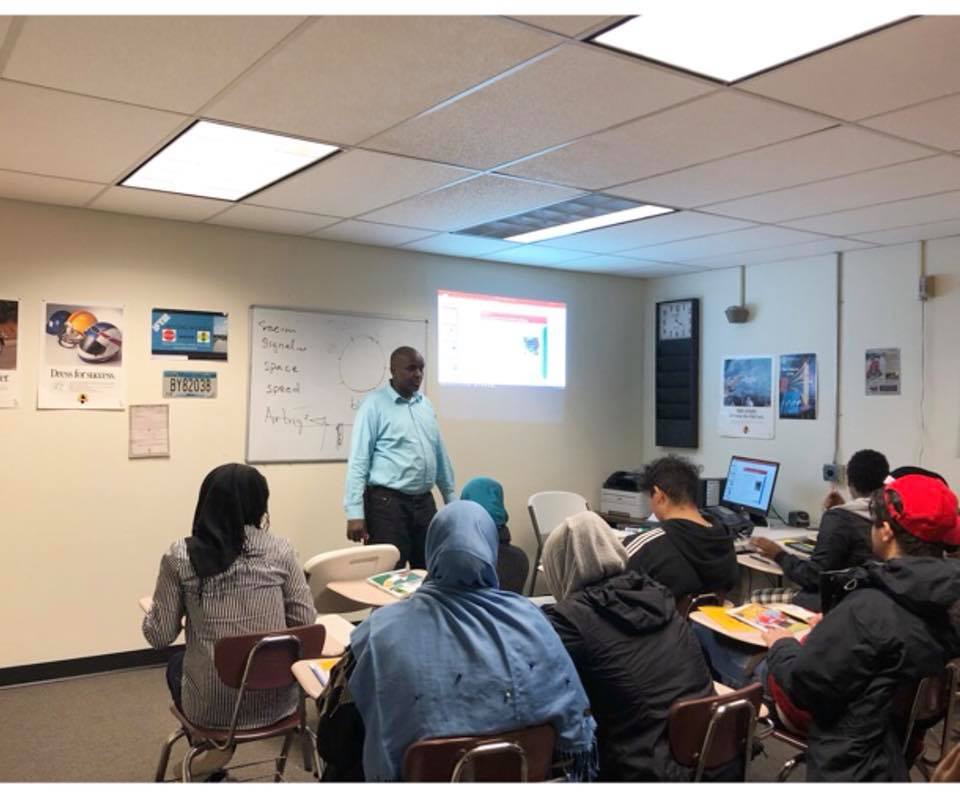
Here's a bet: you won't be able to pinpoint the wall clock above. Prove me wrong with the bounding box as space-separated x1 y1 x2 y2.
655 298 699 448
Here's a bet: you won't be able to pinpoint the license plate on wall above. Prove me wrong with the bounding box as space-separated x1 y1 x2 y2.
163 371 217 398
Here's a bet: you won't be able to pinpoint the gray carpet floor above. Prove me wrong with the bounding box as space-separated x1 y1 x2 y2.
0 663 812 783
0 666 315 783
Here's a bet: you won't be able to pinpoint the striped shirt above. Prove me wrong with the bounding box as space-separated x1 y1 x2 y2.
623 526 668 561
142 527 316 729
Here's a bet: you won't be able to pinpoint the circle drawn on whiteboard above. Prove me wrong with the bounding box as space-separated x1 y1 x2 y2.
339 335 386 393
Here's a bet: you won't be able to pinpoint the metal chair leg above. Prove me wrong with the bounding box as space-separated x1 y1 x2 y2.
527 543 543 596
298 694 313 773
182 745 205 783
155 728 187 782
778 752 806 782
275 730 296 782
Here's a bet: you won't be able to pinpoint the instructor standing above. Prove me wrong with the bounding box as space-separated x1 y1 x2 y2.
343 346 455 569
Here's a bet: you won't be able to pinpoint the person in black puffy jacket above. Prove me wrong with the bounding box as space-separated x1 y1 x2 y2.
752 449 889 610
541 510 717 781
764 474 960 781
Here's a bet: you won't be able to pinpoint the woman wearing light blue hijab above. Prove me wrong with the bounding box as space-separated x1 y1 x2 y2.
461 476 529 593
316 500 597 781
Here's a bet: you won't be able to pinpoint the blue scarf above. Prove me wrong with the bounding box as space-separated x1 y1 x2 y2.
347 500 597 781
461 476 509 527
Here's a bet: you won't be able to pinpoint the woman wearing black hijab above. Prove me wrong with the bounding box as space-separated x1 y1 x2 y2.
143 464 316 737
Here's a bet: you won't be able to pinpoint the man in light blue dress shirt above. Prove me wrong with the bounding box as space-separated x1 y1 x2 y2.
344 346 456 568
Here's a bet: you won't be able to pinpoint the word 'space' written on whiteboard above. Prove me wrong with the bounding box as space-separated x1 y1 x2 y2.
246 306 427 463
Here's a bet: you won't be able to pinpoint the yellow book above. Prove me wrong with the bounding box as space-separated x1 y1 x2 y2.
697 605 758 634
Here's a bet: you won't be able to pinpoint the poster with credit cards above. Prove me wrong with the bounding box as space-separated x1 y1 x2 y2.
151 308 228 360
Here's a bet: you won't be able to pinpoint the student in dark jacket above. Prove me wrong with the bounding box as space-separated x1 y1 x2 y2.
461 476 529 594
623 456 737 601
542 510 715 781
751 449 889 610
764 474 960 782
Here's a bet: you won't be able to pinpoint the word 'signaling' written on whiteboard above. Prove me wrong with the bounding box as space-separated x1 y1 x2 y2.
246 307 427 463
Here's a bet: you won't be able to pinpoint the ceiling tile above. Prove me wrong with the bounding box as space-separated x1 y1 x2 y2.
550 254 666 272
861 93 960 151
0 169 104 207
0 81 187 183
621 225 823 262
507 16 623 38
89 187 230 222
610 125 933 208
741 17 960 121
484 244 593 266
206 205 339 235
503 90 833 189
366 43 712 170
703 155 960 223
204 16 560 145
361 174 583 231
315 220 435 247
853 218 960 246
680 237 874 269
400 233 517 258
252 150 473 218
786 190 960 237
3 17 305 113
622 262 706 277
545 211 753 253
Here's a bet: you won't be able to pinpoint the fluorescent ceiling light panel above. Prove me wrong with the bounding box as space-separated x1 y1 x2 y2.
506 203 673 244
591 2 913 82
121 121 339 201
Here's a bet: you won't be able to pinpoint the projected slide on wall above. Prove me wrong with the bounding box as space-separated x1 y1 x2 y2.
438 290 567 387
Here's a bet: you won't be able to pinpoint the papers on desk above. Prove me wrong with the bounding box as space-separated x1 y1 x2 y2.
366 568 425 599
697 603 813 638
727 603 810 633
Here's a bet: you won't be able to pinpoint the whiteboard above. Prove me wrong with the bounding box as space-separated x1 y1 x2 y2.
246 306 427 463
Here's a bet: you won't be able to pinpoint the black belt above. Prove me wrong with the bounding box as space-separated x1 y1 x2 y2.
366 485 433 499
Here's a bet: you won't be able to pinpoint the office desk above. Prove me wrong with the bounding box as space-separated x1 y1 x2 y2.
326 570 425 608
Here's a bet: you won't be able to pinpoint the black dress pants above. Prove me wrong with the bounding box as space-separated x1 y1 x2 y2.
364 485 437 569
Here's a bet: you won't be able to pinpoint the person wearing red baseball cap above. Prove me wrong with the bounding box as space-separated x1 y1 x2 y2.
763 473 960 781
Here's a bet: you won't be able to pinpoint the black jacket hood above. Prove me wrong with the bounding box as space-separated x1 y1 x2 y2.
665 518 736 588
579 570 674 635
863 557 960 648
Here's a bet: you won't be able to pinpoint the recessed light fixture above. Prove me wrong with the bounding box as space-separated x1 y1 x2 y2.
590 3 913 83
458 193 674 243
506 203 673 244
121 120 340 201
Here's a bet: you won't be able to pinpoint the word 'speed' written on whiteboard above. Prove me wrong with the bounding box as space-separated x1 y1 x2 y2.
246 307 427 463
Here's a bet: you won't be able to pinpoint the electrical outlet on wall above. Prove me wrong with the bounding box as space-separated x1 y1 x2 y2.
822 463 844 483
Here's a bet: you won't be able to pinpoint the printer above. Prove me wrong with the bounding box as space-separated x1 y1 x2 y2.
600 471 651 521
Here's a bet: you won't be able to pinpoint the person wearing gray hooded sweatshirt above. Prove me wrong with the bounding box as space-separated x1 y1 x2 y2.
752 449 889 611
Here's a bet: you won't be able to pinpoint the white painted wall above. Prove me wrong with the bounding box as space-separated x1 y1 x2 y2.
644 237 960 526
0 199 645 667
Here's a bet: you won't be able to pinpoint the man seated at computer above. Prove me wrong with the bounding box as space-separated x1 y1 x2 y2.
750 449 890 611
623 456 738 602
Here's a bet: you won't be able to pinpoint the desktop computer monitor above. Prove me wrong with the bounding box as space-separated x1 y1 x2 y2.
721 456 780 518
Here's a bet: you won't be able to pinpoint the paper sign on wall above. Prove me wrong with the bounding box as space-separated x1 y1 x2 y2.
718 356 775 439
0 299 19 408
779 353 817 420
865 348 901 396
38 301 125 410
